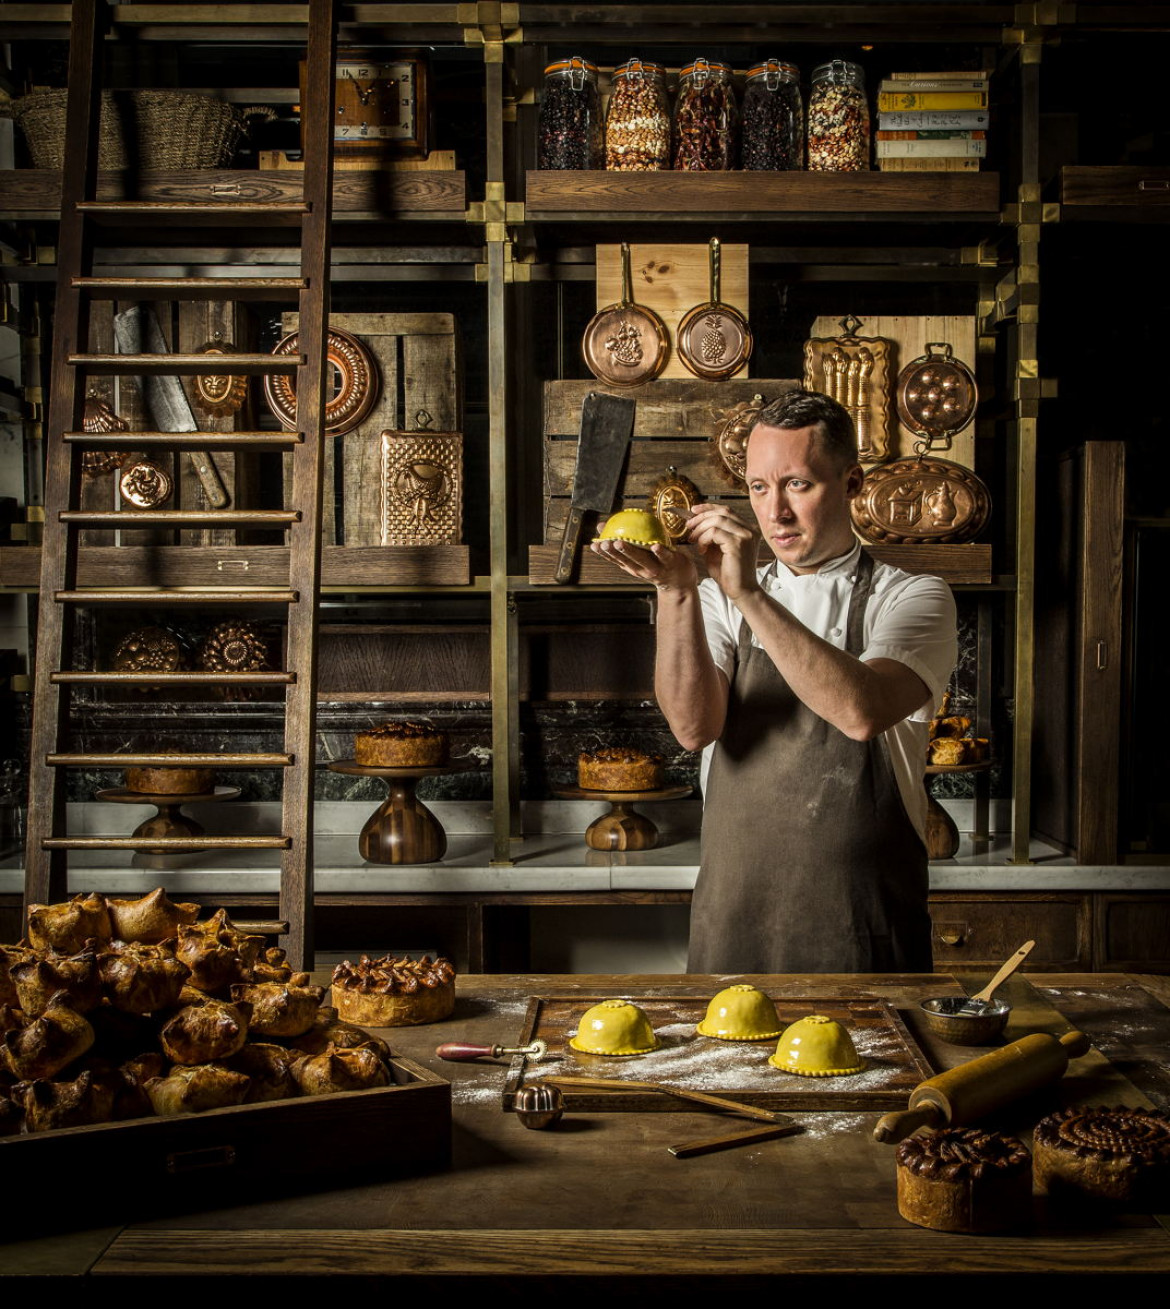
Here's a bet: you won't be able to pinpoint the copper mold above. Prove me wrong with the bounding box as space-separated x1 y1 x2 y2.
803 314 891 463
191 337 249 417
677 237 752 381
708 393 767 487
648 467 701 542
851 455 991 545
264 327 379 436
582 242 669 388
379 412 463 546
895 341 977 453
81 394 130 477
119 459 174 508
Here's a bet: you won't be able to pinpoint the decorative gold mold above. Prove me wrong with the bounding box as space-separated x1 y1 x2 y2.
851 455 991 545
648 467 700 542
709 393 766 487
379 412 463 545
119 459 173 508
264 327 379 436
803 314 892 464
191 336 249 417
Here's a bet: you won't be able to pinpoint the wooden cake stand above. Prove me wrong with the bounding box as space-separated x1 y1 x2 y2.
924 760 992 859
553 785 692 851
95 785 242 855
329 760 473 864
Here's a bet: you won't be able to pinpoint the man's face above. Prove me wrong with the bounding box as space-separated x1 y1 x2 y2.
744 423 863 575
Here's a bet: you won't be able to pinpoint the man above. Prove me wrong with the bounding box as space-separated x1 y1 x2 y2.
593 389 957 973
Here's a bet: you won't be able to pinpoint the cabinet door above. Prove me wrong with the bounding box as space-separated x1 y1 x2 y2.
1094 894 1170 973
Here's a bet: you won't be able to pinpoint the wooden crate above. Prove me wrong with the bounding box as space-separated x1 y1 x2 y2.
0 1054 450 1234
280 311 462 548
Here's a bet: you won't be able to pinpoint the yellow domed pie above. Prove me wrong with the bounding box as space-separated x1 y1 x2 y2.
697 984 783 1041
595 508 672 549
354 720 448 768
570 998 658 1055
769 1014 865 1077
578 747 663 792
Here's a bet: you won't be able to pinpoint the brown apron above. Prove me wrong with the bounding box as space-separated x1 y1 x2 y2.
688 550 932 974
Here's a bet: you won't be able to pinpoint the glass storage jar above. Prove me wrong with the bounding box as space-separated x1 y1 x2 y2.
807 59 870 171
741 58 803 170
604 58 670 171
537 56 602 169
673 58 738 171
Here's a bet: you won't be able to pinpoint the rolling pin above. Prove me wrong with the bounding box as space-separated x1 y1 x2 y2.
874 1029 1091 1143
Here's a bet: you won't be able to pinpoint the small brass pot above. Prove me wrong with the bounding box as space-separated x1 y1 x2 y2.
919 996 1010 1046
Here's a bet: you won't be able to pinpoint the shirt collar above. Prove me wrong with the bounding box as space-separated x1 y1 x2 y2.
760 539 863 588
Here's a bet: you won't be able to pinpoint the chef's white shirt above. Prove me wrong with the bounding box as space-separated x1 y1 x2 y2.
697 540 958 842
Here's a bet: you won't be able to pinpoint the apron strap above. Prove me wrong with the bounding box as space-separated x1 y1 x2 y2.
845 549 875 656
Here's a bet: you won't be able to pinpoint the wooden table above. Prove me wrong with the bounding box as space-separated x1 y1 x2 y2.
4 972 1170 1285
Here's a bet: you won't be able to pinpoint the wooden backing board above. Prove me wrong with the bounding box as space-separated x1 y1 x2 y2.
595 244 749 380
504 995 934 1112
809 314 978 469
280 311 461 546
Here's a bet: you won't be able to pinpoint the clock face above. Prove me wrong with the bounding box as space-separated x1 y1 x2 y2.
334 59 419 142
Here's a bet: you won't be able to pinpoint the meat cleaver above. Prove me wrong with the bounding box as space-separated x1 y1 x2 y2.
554 391 635 584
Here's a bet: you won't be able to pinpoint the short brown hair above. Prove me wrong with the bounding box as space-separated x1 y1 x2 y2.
750 389 858 469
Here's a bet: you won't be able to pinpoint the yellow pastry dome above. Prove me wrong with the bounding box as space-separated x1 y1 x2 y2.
595 509 672 549
696 984 783 1041
768 1015 865 1077
569 998 658 1055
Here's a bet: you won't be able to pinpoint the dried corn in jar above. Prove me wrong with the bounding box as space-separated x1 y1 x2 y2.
807 59 869 171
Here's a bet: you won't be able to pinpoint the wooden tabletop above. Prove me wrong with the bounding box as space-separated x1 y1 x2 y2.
5 971 1170 1284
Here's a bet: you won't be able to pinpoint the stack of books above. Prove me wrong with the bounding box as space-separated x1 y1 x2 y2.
875 71 989 172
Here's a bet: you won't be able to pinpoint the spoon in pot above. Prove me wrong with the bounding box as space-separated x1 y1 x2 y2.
953 939 1036 1015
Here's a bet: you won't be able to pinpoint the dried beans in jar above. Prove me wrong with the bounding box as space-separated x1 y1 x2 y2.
605 58 670 171
673 59 738 171
807 59 870 172
537 56 603 170
742 59 803 170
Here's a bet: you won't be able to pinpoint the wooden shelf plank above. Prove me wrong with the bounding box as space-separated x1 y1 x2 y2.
46 752 292 767
1061 166 1170 210
529 542 993 587
43 837 292 851
73 277 308 299
525 170 1001 216
0 169 468 217
0 545 474 589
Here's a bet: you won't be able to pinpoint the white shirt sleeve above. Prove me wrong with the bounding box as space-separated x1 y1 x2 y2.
697 577 739 683
861 574 958 720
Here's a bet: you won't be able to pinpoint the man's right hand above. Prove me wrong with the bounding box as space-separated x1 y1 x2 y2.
590 538 699 592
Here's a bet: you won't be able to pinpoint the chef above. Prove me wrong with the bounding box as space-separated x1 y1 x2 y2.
593 390 957 972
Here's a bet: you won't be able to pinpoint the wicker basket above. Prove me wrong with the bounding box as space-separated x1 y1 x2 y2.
5 89 243 169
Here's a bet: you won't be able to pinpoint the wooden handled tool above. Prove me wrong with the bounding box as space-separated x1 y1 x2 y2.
874 1029 1091 1144
436 1039 548 1063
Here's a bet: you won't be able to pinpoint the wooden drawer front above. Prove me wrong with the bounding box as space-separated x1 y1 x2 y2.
1061 166 1170 207
1095 895 1170 973
928 895 1091 971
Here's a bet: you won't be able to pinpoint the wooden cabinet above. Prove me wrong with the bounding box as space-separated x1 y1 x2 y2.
929 893 1093 972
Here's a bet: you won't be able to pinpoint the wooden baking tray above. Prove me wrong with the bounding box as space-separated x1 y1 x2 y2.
504 995 934 1113
1 1054 450 1234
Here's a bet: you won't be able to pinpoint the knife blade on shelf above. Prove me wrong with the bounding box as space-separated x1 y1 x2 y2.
554 390 634 584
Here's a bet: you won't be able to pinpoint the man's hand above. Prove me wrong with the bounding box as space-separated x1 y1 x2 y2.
685 503 762 601
591 537 699 592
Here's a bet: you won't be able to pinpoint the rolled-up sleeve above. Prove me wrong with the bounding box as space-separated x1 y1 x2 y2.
861 574 958 720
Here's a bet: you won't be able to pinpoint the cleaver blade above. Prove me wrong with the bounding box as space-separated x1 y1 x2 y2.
554 391 635 585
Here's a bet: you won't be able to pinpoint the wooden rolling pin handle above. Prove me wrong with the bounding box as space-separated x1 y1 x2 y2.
873 1103 946 1144
1060 1030 1091 1058
435 1042 500 1062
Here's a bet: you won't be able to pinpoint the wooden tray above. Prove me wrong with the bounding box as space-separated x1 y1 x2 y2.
504 995 934 1113
1 1054 450 1234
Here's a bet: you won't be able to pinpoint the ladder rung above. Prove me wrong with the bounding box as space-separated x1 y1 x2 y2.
73 277 309 301
67 353 302 376
65 431 305 448
60 510 299 525
51 671 295 685
232 921 290 936
76 202 311 227
47 753 294 768
43 837 292 851
56 589 298 605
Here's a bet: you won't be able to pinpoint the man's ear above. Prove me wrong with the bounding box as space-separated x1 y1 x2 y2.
845 463 865 498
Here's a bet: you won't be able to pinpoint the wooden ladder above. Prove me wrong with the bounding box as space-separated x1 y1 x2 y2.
23 0 338 968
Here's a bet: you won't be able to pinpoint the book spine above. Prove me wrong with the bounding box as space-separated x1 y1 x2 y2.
879 110 990 129
888 70 991 81
875 139 987 158
876 130 987 141
879 77 990 93
877 91 990 111
878 156 982 172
